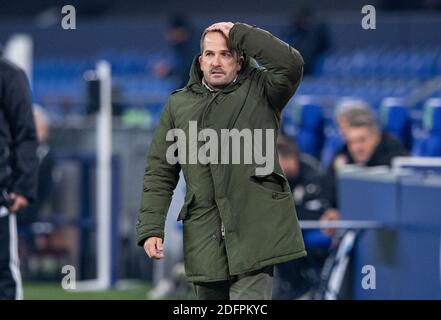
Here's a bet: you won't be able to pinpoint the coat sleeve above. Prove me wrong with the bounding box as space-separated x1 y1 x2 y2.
136 99 181 246
229 23 304 113
4 68 38 202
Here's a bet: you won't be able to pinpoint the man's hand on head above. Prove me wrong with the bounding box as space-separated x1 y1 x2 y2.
206 22 234 39
143 236 165 260
9 193 28 213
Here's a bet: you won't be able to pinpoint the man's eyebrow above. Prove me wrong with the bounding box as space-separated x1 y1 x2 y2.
203 49 232 53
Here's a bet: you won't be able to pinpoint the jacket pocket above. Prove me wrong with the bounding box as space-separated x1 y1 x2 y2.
250 171 290 194
177 192 195 221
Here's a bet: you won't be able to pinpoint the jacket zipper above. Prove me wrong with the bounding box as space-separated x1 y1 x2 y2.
221 222 225 240
201 91 220 129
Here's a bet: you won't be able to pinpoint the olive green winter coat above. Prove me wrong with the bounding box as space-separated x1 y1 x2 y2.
137 23 306 282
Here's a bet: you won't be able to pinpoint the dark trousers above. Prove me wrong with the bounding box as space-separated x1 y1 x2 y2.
0 208 22 300
193 266 274 300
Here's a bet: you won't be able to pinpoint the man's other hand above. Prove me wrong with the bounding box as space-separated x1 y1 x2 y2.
206 22 234 39
144 237 165 260
9 193 28 213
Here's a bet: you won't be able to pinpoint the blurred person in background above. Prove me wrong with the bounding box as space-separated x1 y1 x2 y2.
17 105 56 274
137 22 305 300
18 105 55 226
283 6 330 76
320 106 408 233
274 135 328 299
320 99 371 170
335 99 371 141
277 135 324 221
154 14 198 88
0 53 38 300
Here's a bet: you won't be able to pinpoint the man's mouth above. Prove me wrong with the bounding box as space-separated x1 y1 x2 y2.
210 70 225 75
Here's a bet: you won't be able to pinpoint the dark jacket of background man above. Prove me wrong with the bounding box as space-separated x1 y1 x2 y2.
0 57 38 204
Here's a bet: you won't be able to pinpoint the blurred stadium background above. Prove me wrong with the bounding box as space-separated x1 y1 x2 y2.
1 0 441 299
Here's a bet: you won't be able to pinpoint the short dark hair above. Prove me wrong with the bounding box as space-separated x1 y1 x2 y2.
277 135 299 158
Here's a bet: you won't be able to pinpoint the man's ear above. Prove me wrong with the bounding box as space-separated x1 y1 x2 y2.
198 55 203 71
238 55 244 71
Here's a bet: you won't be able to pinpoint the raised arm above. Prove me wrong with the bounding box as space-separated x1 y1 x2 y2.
229 22 304 112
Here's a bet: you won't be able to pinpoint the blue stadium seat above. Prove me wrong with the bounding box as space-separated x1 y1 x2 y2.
415 98 441 156
316 48 440 80
291 96 325 159
321 127 344 171
303 229 332 249
281 106 297 139
380 97 413 149
32 47 441 126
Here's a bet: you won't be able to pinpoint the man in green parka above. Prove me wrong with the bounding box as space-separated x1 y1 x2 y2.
137 22 306 300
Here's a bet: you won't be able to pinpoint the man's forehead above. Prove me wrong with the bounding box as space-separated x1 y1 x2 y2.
347 126 372 138
203 32 229 51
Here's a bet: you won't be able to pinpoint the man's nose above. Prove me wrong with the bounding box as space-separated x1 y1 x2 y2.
211 54 221 66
